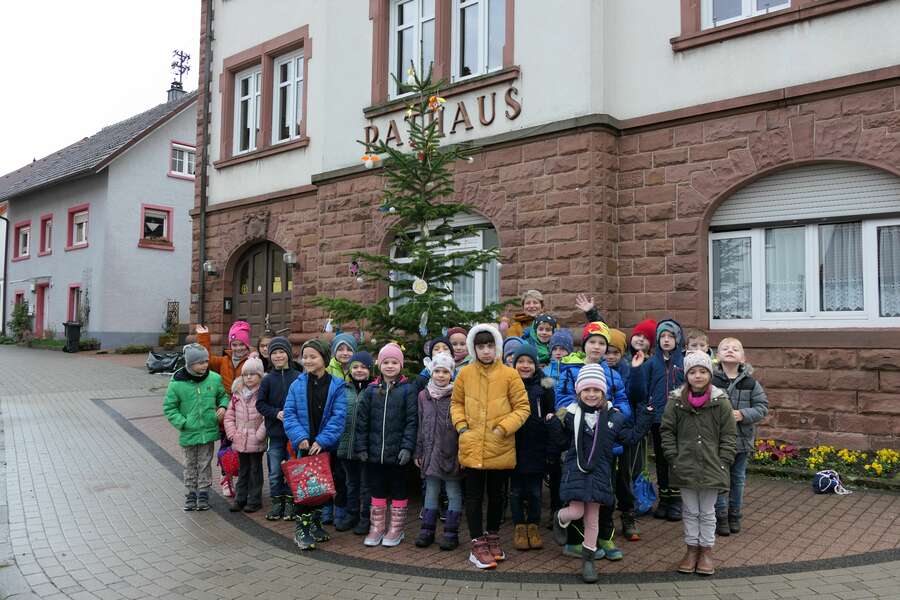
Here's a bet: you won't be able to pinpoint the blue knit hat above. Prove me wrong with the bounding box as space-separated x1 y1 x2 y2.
533 314 558 330
425 336 452 358
548 329 574 354
330 332 357 356
512 344 539 366
348 350 374 370
503 336 526 360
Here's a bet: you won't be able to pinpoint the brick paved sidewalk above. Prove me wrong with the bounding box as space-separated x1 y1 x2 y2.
3 345 900 599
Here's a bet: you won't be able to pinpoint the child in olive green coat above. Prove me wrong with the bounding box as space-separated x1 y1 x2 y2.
163 343 230 511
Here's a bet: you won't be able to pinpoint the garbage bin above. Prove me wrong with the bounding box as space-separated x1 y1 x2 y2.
63 321 82 353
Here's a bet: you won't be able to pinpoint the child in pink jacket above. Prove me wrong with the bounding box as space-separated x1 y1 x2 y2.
225 357 267 512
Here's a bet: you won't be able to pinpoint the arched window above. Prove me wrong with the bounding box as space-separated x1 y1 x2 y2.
709 163 900 328
391 214 500 311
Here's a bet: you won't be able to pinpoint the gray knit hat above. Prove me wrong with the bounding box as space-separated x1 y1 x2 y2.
183 343 209 367
268 336 292 357
683 351 713 375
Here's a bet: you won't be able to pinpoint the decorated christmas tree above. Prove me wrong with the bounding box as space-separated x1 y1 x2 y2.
313 64 508 371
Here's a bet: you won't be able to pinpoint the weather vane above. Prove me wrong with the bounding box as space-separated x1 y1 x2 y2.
171 50 191 85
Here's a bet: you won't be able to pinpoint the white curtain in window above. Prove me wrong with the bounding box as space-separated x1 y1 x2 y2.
712 237 752 319
765 227 805 312
453 258 476 311
879 225 900 317
819 222 864 311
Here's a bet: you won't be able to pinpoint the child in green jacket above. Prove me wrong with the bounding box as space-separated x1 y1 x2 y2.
163 343 229 511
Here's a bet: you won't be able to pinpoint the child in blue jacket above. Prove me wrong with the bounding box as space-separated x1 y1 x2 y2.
283 339 347 551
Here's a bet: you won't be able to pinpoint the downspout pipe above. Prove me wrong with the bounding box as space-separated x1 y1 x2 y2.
197 0 213 325
0 213 7 334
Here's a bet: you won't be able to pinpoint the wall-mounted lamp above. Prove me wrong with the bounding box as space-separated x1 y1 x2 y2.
283 251 299 269
202 260 219 276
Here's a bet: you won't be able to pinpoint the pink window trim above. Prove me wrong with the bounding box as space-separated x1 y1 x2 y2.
138 203 175 251
217 25 312 166
38 213 53 256
14 290 26 306
167 139 196 180
368 0 516 106
67 284 82 322
66 203 90 251
12 219 31 261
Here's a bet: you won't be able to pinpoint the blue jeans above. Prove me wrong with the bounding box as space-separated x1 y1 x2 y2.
424 476 462 512
716 451 749 513
509 473 543 525
267 438 290 497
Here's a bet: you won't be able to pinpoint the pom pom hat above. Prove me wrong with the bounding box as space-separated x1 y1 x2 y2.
575 363 608 396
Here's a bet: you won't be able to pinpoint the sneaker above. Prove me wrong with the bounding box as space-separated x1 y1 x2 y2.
310 509 330 543
196 491 210 511
294 514 316 551
621 511 640 541
485 532 505 561
563 543 605 560
183 491 197 511
220 476 235 498
285 501 300 522
468 537 497 570
266 496 287 521
526 523 543 549
552 510 569 546
598 538 623 561
513 524 530 551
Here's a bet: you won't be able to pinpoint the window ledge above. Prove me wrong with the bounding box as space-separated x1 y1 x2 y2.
167 172 196 181
363 66 520 119
214 137 310 170
138 239 175 251
671 0 886 52
38 250 51 257
11 255 30 262
708 328 897 349
65 243 89 252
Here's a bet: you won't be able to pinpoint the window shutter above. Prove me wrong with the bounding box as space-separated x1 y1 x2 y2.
710 163 900 229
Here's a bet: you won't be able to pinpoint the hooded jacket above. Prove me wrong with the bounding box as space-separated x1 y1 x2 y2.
338 378 371 460
283 372 347 452
354 378 418 465
450 324 531 470
197 331 248 393
416 385 461 479
712 362 769 454
256 365 301 442
224 379 267 453
661 385 737 491
628 319 685 424
163 368 229 446
514 371 556 475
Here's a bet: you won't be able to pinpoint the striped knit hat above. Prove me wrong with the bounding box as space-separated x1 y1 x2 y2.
575 363 608 396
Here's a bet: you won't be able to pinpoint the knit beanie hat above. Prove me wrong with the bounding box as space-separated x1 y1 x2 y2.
656 320 683 346
503 336 526 360
608 328 627 354
631 319 657 344
683 351 713 375
430 352 455 374
575 363 608 395
330 332 357 356
228 321 252 348
241 356 264 375
426 336 452 358
548 329 574 354
348 350 374 370
521 289 544 305
183 343 209 367
582 321 611 345
512 345 539 367
533 314 558 331
301 338 331 365
267 336 292 358
447 326 468 339
377 343 405 368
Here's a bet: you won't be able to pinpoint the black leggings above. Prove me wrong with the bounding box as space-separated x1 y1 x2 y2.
367 463 408 501
465 469 509 539
651 423 676 492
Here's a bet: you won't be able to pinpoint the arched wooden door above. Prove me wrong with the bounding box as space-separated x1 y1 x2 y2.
233 242 293 339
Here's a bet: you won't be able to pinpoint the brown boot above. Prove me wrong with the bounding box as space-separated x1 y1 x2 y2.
526 523 543 549
695 546 715 576
513 524 530 551
677 545 699 574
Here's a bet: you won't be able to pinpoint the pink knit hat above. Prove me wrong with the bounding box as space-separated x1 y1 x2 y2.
228 321 252 348
377 343 405 368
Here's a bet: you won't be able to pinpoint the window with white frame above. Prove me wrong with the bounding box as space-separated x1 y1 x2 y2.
452 0 504 80
142 208 170 242
71 210 88 246
710 218 900 328
15 224 30 258
391 217 500 312
389 0 435 97
170 143 195 176
272 51 305 143
40 216 52 254
703 0 790 29
234 66 262 154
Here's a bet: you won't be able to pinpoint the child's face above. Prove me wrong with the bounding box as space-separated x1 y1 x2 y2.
631 334 650 352
243 372 261 387
687 337 708 354
687 366 711 391
231 340 250 358
335 343 354 365
659 331 676 352
270 349 289 369
504 354 515 367
584 336 607 362
431 366 452 387
523 298 543 317
258 337 272 358
431 342 450 356
379 357 402 379
350 362 371 382
579 386 605 408
551 346 569 361
476 342 496 364
535 323 554 343
301 348 326 374
717 341 744 364
605 347 621 367
190 360 209 374
449 334 467 356
515 356 536 379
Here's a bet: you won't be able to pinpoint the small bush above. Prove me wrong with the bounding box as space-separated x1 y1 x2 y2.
79 338 101 351
115 344 152 355
28 338 66 350
0 335 15 345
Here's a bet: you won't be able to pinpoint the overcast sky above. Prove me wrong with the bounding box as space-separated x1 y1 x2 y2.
0 1 200 175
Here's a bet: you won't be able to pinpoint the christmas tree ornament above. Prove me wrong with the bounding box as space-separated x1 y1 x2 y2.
356 276 364 284
406 66 416 87
441 327 449 336
499 317 510 334
349 260 359 276
324 318 333 333
418 311 429 337
466 156 475 164
420 224 430 239
389 206 397 213
417 151 425 162
412 277 428 295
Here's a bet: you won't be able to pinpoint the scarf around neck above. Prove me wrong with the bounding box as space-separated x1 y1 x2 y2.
426 377 453 399
688 386 711 409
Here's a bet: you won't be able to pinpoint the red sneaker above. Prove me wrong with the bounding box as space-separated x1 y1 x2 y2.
468 537 497 570
485 532 506 561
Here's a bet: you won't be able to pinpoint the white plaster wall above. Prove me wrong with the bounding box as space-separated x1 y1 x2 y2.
603 0 900 119
103 103 197 342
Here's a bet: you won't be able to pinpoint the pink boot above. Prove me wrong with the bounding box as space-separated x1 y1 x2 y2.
382 502 408 547
364 503 388 546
